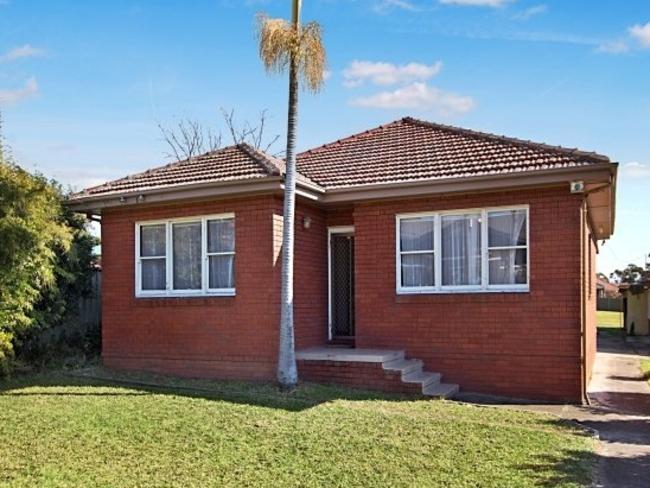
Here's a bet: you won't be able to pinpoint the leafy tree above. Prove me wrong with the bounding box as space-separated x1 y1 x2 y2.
0 114 97 376
611 261 650 294
257 0 326 389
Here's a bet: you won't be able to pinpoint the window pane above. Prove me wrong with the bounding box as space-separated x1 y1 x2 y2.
172 221 202 290
208 219 235 253
401 253 434 287
488 210 527 247
140 224 166 257
141 258 166 290
400 218 434 252
489 249 527 285
209 255 235 289
441 214 481 286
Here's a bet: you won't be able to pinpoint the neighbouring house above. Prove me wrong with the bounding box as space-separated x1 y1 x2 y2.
597 276 620 299
66 117 617 403
619 284 650 336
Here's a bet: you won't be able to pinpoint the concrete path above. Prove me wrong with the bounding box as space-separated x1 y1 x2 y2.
581 334 650 488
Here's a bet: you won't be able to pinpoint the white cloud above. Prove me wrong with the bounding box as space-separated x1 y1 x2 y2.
343 60 442 87
439 0 510 7
596 40 630 54
0 77 39 104
323 69 332 80
512 4 547 21
373 0 418 14
622 162 650 179
0 44 45 62
349 82 475 116
629 22 650 48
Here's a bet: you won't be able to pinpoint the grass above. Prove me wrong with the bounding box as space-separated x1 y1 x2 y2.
0 368 596 487
641 359 650 385
597 310 624 331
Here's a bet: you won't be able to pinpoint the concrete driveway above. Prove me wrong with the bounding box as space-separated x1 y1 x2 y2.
582 334 650 488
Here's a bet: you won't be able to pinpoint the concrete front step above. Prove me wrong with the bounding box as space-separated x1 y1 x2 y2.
296 346 458 399
402 371 442 389
382 358 424 376
296 347 404 363
423 382 460 399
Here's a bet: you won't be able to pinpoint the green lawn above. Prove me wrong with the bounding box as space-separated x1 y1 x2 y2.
597 310 624 330
641 359 650 385
0 369 596 487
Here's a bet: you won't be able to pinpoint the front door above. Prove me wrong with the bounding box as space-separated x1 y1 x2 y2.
329 229 355 340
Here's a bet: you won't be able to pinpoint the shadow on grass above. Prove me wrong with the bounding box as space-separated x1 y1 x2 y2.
519 447 596 487
524 414 650 487
0 367 415 412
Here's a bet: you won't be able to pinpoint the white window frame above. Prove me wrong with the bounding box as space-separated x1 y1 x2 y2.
135 213 235 298
396 205 529 294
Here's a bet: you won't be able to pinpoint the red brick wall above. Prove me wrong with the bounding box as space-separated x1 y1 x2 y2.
100 185 591 402
298 360 422 394
291 199 328 349
101 195 280 380
353 187 585 402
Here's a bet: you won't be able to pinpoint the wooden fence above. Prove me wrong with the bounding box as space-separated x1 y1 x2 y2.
78 270 101 327
597 296 623 312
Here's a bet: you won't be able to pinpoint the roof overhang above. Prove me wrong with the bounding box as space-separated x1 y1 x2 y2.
321 163 617 239
66 176 325 214
66 162 617 239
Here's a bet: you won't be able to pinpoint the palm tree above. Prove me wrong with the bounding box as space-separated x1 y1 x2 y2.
257 1 326 389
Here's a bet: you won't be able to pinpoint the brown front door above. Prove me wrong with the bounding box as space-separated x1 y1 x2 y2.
329 231 355 339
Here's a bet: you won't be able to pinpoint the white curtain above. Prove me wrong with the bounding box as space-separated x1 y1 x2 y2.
208 219 235 253
172 221 202 289
400 218 434 287
140 224 166 290
441 214 481 286
141 260 166 290
209 255 235 289
208 218 235 289
488 210 527 285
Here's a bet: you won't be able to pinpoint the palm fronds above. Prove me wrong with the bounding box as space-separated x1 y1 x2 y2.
256 14 326 93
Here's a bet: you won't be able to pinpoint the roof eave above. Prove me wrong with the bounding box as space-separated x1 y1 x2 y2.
322 163 617 238
65 176 324 214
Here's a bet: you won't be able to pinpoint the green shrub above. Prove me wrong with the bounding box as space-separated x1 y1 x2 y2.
0 154 98 376
0 331 14 378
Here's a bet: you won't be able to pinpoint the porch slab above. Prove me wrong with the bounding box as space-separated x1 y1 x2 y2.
296 347 404 363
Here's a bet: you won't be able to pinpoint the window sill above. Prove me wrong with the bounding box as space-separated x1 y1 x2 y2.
396 287 529 295
135 290 236 299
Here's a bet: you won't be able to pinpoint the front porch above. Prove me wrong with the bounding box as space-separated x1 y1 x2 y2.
296 347 459 398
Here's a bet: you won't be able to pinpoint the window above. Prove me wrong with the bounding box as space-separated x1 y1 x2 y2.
399 217 435 289
487 209 527 286
441 213 481 287
397 206 528 293
135 214 235 297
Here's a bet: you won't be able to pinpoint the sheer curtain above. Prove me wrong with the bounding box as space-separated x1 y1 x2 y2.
208 219 235 289
441 213 481 286
488 210 527 285
140 224 166 290
400 218 434 287
172 221 202 289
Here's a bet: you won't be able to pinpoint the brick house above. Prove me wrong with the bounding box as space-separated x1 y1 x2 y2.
67 117 617 403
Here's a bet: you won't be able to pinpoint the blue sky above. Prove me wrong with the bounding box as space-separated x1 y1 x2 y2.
0 0 648 274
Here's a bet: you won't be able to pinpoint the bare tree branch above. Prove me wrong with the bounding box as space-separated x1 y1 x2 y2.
159 109 281 162
159 119 222 162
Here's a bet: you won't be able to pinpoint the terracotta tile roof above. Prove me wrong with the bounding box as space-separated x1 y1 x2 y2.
68 143 287 200
70 117 612 202
296 117 611 189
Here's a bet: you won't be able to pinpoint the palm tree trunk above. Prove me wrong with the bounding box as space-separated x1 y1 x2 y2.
277 0 301 389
